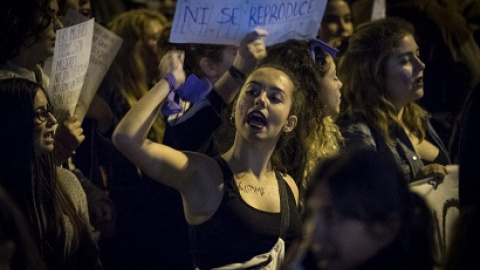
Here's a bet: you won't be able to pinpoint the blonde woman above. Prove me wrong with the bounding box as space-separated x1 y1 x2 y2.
105 9 169 142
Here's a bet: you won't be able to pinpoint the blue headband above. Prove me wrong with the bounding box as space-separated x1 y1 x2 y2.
308 38 339 60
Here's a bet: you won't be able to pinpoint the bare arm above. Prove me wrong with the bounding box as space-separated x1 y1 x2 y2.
112 51 212 192
214 29 268 104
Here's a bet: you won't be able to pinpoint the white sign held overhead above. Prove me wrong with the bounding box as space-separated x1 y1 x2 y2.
170 0 327 46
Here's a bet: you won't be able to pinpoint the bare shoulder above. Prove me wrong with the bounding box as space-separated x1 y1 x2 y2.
180 153 226 223
181 152 225 194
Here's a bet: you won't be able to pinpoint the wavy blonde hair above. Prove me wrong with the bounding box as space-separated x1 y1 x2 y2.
304 115 342 177
108 9 168 142
338 18 427 145
261 40 343 198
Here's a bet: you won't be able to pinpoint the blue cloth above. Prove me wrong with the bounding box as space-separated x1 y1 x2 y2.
337 115 450 182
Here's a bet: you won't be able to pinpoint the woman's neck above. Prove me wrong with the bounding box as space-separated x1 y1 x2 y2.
222 138 275 178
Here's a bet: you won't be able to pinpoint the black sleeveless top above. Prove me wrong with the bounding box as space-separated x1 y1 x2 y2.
189 157 303 269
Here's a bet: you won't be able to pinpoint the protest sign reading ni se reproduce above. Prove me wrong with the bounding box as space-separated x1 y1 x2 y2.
170 0 327 46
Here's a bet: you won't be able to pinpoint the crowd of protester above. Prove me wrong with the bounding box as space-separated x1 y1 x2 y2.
0 0 479 269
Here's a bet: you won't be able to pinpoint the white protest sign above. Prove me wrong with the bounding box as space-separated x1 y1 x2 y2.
61 9 123 122
170 0 327 46
410 165 460 262
48 18 94 118
371 0 386 20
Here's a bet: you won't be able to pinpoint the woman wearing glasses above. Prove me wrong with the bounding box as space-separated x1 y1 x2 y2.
0 78 102 269
0 0 84 163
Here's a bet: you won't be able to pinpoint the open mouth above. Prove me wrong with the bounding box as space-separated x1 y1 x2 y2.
247 111 267 129
414 76 424 86
44 131 54 140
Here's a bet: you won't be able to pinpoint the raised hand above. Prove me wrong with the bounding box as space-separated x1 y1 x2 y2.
55 115 85 163
233 28 268 75
159 50 186 88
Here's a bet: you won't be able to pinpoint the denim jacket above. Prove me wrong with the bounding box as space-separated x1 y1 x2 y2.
337 115 450 182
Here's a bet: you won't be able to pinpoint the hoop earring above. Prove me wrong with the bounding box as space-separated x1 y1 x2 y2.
229 116 235 125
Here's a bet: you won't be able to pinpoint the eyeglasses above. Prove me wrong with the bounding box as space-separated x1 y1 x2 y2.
33 106 55 124
308 38 339 64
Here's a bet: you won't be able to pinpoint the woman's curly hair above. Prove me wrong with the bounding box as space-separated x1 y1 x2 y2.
262 39 343 192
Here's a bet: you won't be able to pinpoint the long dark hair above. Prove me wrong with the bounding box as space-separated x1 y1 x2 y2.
0 78 58 259
0 78 96 268
308 149 434 270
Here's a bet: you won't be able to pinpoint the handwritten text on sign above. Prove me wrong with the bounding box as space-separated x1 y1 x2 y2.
48 18 94 117
61 9 123 122
170 0 326 46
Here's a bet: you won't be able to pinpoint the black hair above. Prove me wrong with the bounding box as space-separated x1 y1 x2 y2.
0 0 54 63
308 149 435 270
0 78 99 269
0 78 57 264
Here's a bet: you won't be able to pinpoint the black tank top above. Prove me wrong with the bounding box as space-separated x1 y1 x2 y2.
189 157 303 269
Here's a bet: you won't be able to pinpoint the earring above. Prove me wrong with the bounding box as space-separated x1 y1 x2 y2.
229 116 235 125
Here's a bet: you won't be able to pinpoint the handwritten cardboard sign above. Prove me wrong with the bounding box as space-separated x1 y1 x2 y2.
170 0 327 46
59 9 123 122
48 18 95 119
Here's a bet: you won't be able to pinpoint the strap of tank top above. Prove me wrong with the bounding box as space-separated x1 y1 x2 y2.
213 156 233 179
214 156 290 238
213 156 236 193
275 171 290 239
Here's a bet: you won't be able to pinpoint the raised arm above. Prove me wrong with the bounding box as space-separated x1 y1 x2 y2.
112 51 201 191
214 29 268 104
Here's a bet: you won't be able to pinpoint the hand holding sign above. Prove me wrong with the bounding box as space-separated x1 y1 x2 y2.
54 115 85 163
